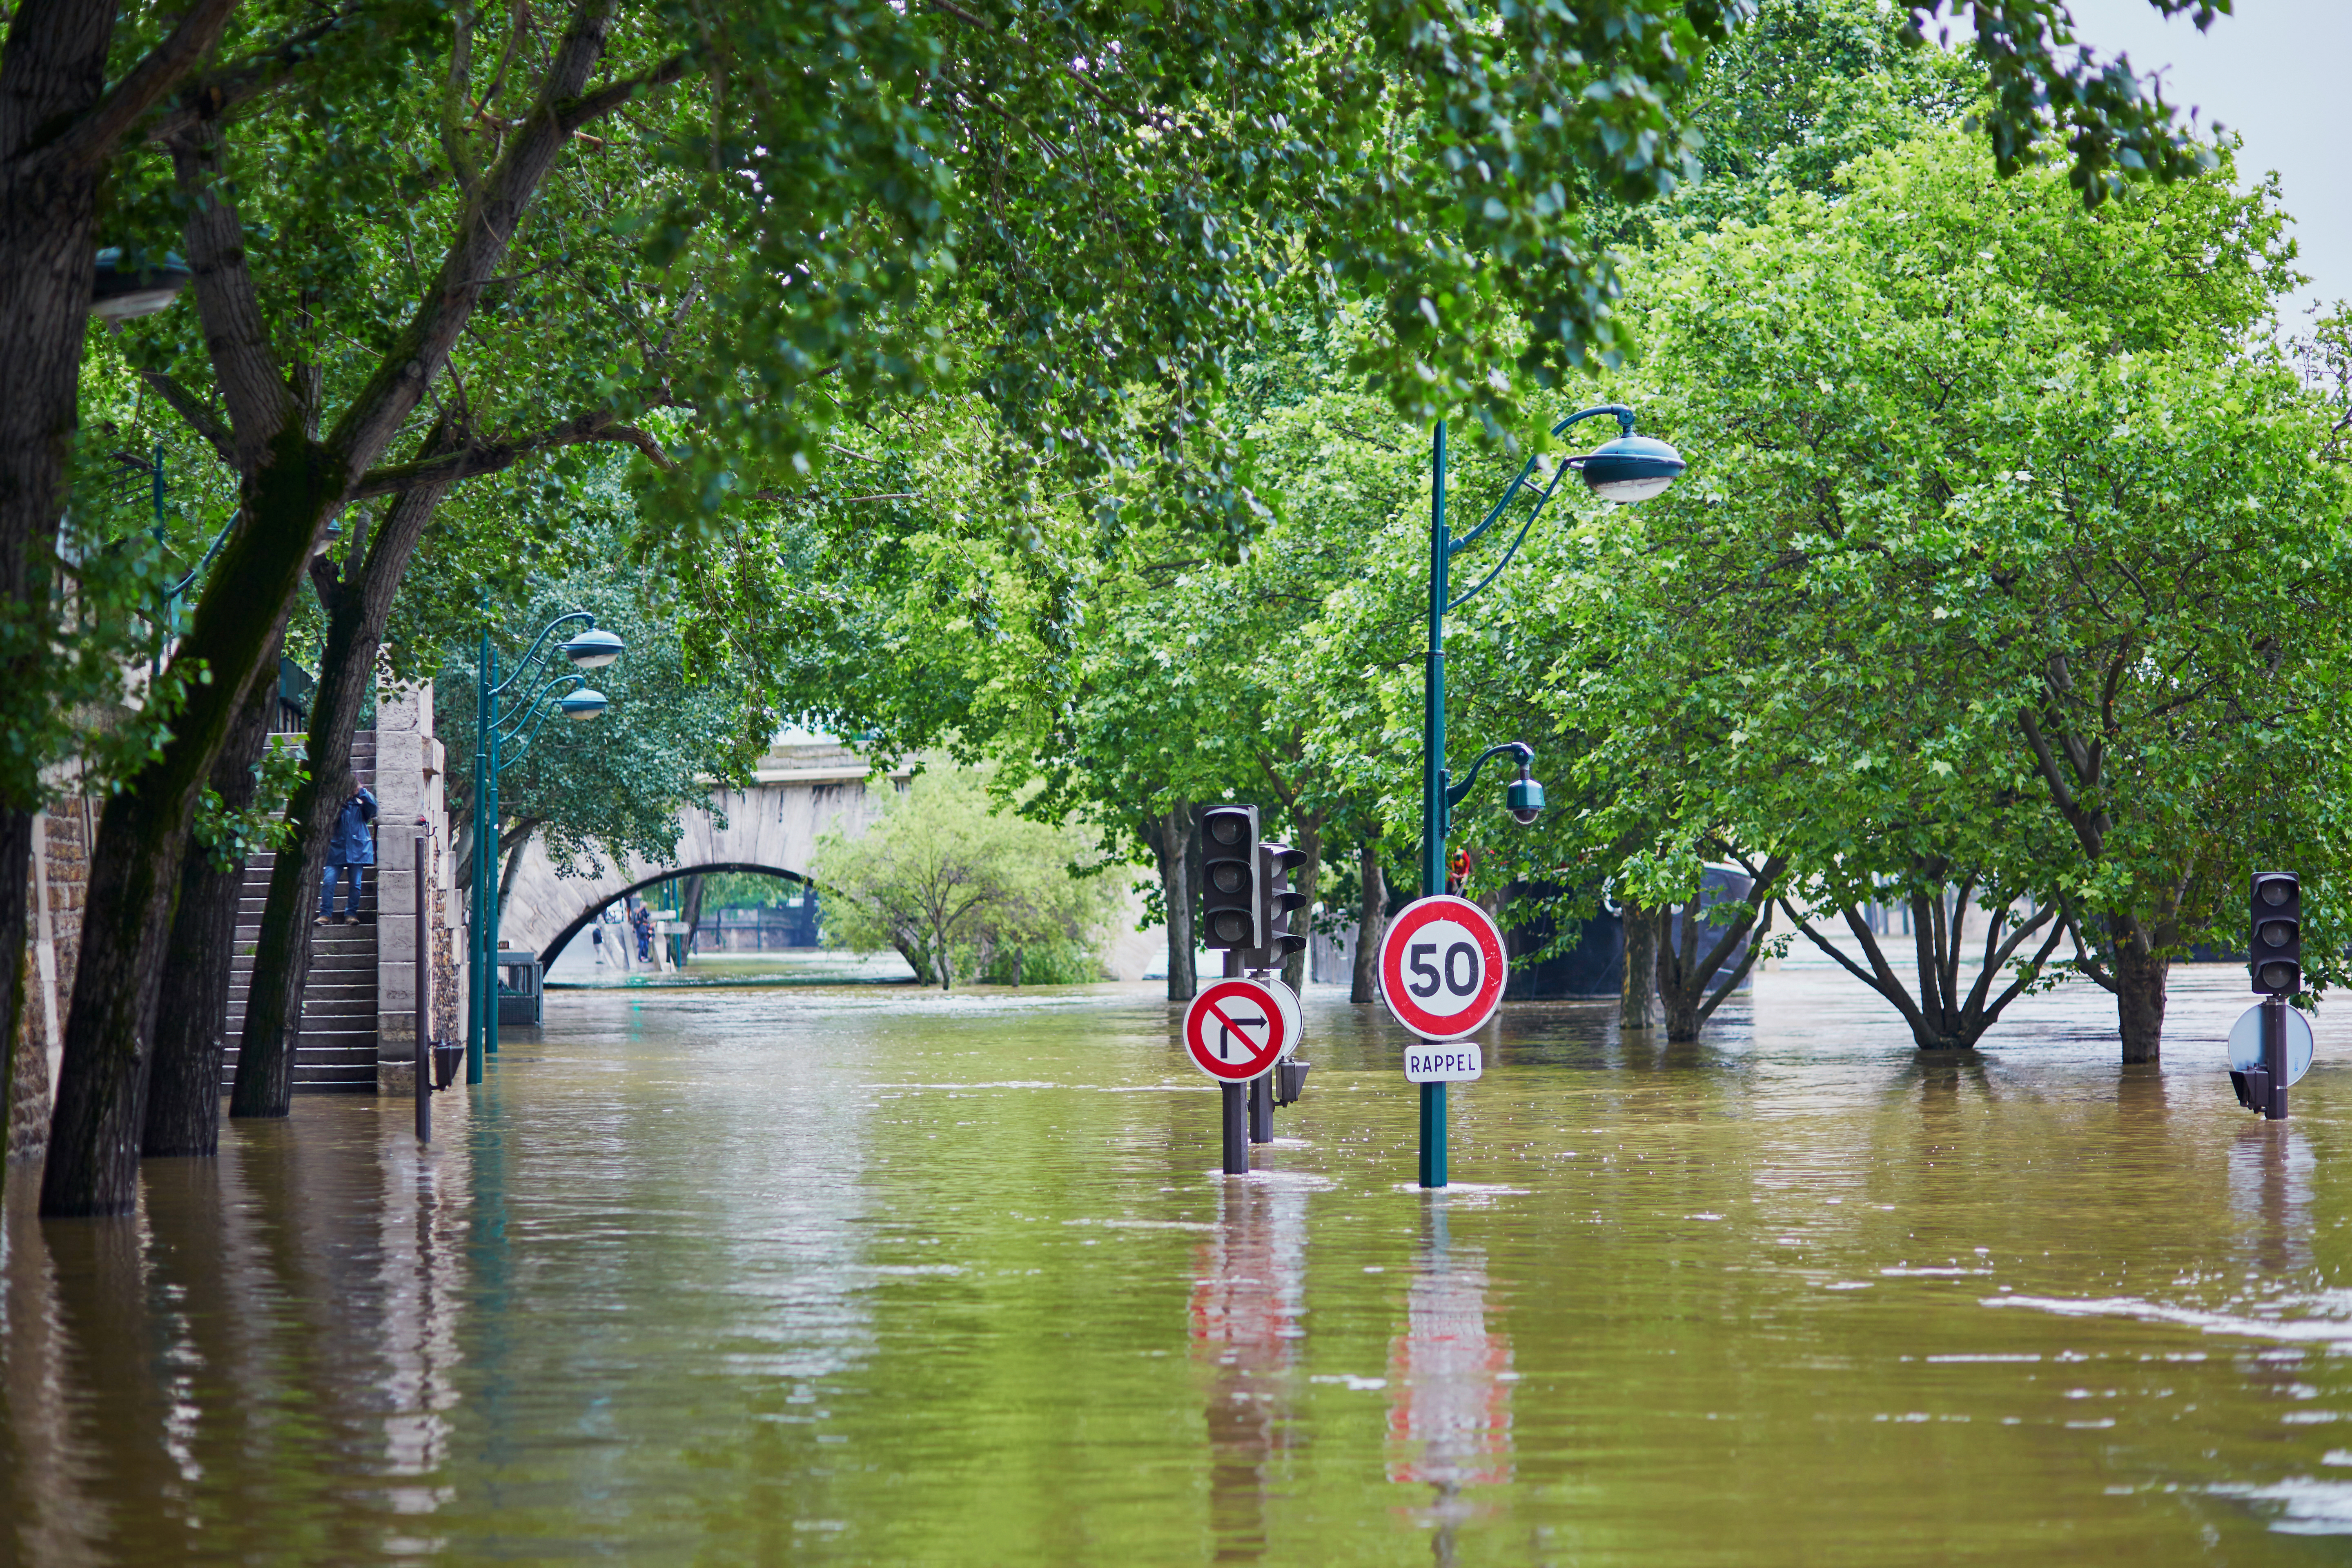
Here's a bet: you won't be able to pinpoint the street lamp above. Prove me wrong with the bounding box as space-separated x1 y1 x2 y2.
1416 404 1684 1187
468 611 621 1083
90 247 192 321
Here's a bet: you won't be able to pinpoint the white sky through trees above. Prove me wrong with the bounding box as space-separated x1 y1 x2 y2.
2064 0 2350 329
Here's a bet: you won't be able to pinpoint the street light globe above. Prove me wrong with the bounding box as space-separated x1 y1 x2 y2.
562 627 624 669
91 248 193 321
560 688 610 722
1578 432 1686 505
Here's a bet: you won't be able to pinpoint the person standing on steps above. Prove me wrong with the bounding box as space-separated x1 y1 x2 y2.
316 782 379 924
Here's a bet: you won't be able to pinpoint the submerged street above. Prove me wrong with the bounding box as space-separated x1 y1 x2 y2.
5 967 2350 1564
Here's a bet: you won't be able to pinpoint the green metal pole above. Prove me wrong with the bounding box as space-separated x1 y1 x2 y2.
468 632 490 1084
485 715 501 1062
1421 420 1450 1190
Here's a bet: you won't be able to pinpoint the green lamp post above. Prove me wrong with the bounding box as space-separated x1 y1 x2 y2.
1418 405 1685 1186
467 616 620 1083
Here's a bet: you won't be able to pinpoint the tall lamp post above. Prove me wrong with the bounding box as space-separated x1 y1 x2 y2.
1419 405 1685 1187
468 615 621 1083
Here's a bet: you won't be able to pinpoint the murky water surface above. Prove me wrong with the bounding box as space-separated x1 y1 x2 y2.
7 967 2352 1564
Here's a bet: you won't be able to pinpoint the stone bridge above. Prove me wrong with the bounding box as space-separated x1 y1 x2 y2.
498 739 908 965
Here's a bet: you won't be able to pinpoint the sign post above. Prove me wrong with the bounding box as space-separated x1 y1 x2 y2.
2227 998 2313 1118
1378 895 1507 1187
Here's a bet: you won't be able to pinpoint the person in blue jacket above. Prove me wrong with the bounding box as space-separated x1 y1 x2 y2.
317 783 378 924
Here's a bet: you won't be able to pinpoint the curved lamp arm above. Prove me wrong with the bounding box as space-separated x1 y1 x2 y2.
487 610 596 698
165 508 242 601
1445 742 1535 811
496 690 579 774
1445 404 1636 614
493 672 586 750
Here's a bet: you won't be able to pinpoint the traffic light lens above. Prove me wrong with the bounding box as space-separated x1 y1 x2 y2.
1212 911 1250 943
1209 864 1245 895
1208 816 1243 846
2261 920 2297 949
2262 881 2290 906
2264 962 2296 990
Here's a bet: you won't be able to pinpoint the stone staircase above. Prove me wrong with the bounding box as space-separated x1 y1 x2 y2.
222 729 380 1093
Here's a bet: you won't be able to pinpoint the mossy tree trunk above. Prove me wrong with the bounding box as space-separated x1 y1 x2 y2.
143 641 281 1156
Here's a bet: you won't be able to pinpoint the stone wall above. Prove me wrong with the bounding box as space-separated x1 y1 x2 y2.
9 799 94 1165
375 684 458 1094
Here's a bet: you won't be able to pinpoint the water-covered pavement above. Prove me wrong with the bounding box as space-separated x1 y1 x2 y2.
6 965 2352 1564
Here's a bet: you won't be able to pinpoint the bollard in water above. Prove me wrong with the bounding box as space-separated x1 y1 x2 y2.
1221 1083 1249 1174
415 826 431 1143
1249 1072 1272 1143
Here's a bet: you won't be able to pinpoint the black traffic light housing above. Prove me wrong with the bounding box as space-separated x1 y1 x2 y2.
1251 842 1309 970
1200 804 1261 950
2251 871 2302 996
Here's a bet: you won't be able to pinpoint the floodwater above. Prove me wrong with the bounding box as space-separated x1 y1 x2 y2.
5 965 2352 1565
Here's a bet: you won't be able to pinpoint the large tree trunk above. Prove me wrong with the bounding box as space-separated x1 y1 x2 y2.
1350 830 1386 1005
0 4 121 1212
1158 802 1195 1001
1279 810 1322 995
143 639 279 1156
40 481 329 1214
235 468 452 1119
2113 919 2168 1065
1619 900 1659 1033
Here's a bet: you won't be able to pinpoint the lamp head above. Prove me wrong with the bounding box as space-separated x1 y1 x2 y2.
1506 763 1546 826
563 627 624 669
560 688 609 722
1578 431 1685 504
91 248 193 321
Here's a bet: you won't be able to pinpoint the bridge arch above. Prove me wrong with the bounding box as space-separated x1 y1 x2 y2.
493 740 904 966
539 862 811 965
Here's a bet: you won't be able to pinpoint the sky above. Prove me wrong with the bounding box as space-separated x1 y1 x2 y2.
2062 0 2350 330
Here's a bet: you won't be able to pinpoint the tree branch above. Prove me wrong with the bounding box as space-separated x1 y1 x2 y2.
555 51 690 134
169 124 296 468
137 368 236 467
320 0 617 491
37 0 240 174
139 11 354 147
346 410 671 499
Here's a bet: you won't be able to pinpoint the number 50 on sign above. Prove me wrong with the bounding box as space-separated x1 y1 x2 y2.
1377 895 1507 1040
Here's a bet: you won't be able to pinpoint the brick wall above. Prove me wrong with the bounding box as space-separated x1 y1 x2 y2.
9 801 94 1165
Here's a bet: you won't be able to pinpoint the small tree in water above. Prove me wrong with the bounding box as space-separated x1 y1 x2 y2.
811 768 1118 989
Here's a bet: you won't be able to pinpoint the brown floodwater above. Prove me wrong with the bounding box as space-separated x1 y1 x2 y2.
4 964 2351 1564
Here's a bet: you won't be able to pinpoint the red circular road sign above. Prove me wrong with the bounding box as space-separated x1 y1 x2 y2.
1184 978 1289 1081
1378 895 1507 1040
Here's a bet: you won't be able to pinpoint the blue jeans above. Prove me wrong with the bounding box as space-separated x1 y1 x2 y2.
319 863 363 917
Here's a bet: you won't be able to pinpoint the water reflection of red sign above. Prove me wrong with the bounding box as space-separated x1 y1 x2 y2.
1386 1232 1512 1489
1188 1180 1308 1563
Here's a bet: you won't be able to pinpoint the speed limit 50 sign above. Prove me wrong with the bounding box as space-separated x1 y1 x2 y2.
1377 895 1507 1040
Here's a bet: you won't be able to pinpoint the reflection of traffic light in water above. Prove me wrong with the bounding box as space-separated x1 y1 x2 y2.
1387 1209 1513 1565
1188 1178 1309 1563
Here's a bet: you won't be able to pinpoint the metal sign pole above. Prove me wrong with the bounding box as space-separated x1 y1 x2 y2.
1420 421 1450 1190
1221 950 1249 1174
2263 994 2289 1120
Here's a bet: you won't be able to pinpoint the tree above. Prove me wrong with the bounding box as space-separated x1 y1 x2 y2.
1579 129 2347 1060
427 512 775 910
811 766 1117 990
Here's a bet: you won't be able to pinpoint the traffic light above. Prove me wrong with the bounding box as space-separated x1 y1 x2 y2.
1200 805 1261 950
2252 871 2302 996
1254 842 1309 969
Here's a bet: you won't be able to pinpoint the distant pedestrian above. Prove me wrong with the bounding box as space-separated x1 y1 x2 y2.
317 783 378 924
630 900 654 962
